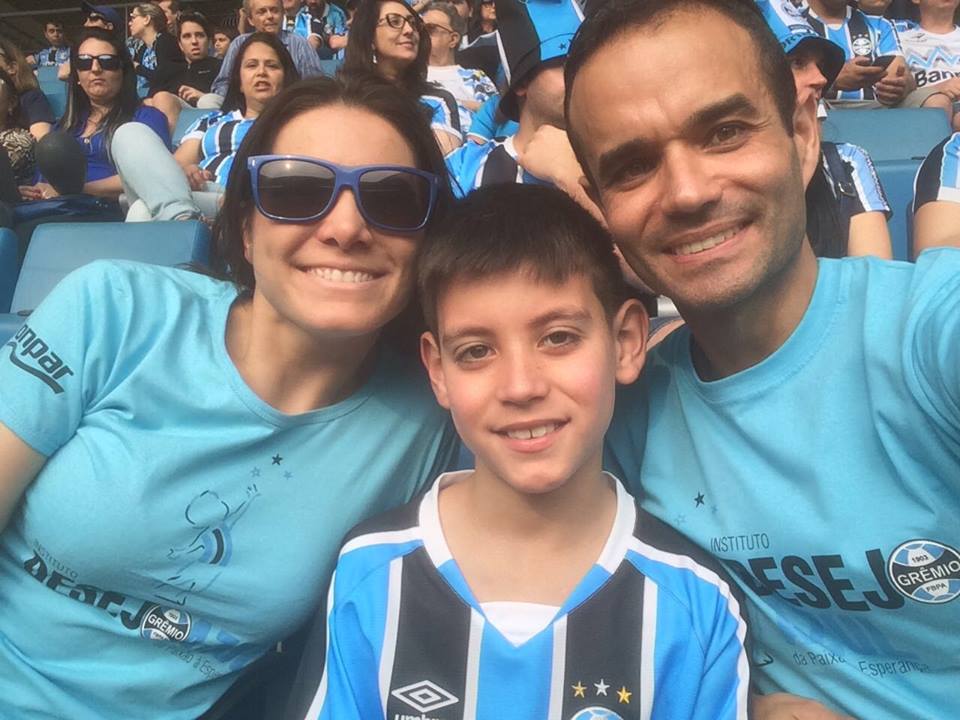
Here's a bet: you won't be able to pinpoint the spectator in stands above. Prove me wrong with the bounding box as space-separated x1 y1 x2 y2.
282 0 305 31
211 0 324 100
300 0 350 56
0 38 55 140
912 132 960 253
212 25 238 58
445 0 582 195
82 2 122 34
424 0 497 119
27 20 70 69
898 0 960 129
19 28 169 202
566 1 960 719
0 73 455 720
151 11 222 109
857 0 894 15
343 0 465 154
0 70 36 189
159 0 180 32
759 0 894 258
804 0 913 107
455 0 499 82
129 3 186 132
114 32 298 221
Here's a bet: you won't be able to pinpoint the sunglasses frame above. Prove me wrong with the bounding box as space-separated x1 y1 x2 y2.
247 155 441 233
76 53 122 71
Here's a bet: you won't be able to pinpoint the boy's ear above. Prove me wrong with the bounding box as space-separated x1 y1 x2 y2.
420 330 452 409
611 298 648 385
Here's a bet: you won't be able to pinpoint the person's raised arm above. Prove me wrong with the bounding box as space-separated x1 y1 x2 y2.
0 423 45 533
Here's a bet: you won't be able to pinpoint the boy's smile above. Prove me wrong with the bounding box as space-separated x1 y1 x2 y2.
422 270 645 496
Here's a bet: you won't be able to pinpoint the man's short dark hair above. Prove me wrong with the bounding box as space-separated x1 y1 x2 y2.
45 20 64 30
564 0 797 175
418 184 629 335
178 11 213 39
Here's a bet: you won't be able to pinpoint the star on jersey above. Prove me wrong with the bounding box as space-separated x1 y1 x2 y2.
674 513 687 526
250 467 261 478
594 679 609 696
617 686 632 704
283 471 293 480
272 454 283 465
572 681 587 698
694 492 705 507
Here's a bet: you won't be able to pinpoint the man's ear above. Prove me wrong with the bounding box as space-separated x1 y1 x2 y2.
420 330 452 409
611 298 648 385
793 91 821 188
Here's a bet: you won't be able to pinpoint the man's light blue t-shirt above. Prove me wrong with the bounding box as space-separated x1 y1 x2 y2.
0 261 456 719
606 252 960 719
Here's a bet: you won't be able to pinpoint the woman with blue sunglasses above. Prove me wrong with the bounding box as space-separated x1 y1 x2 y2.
0 74 457 719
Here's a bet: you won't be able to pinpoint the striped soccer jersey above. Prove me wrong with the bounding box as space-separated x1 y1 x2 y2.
913 132 960 210
421 84 465 141
822 141 891 219
802 5 903 101
181 109 253 187
446 135 548 198
305 472 750 720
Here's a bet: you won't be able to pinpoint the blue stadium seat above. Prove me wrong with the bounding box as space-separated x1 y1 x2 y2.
318 58 342 76
0 220 211 343
35 65 60 86
821 109 949 163
0 228 19 313
875 160 921 261
173 107 213 146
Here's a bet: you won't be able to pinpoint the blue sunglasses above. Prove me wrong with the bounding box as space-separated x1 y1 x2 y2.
247 155 440 233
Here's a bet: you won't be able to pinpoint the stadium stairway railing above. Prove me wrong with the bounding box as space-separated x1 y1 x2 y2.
0 228 19 313
0 220 211 343
821 108 950 261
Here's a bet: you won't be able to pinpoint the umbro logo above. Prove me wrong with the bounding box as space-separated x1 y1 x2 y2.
391 680 459 715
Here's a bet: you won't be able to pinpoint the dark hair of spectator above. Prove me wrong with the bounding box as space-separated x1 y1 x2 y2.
61 28 139 158
417 183 629 335
45 20 64 30
214 23 239 40
0 37 40 92
132 2 168 34
805 166 848 258
342 0 433 96
211 74 453 295
564 0 797 179
0 68 21 128
221 32 300 115
164 0 182 11
177 11 214 40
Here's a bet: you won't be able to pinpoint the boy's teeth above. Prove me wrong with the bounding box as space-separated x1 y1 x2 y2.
674 226 739 256
308 267 374 283
505 423 558 440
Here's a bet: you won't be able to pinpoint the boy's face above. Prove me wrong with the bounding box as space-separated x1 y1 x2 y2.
421 270 646 495
45 24 65 46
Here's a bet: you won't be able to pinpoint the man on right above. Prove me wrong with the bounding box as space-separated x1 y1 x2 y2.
565 1 960 718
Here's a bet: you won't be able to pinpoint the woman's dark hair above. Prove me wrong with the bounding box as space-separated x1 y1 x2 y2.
342 0 432 95
0 68 21 129
61 28 139 157
211 74 453 294
214 24 239 40
221 32 300 115
0 36 40 92
418 183 629 335
805 163 848 259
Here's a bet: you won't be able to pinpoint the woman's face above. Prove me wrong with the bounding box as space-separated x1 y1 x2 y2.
244 104 425 341
239 42 285 113
789 47 829 108
374 2 420 69
213 32 232 57
480 0 495 22
128 9 149 38
76 38 124 106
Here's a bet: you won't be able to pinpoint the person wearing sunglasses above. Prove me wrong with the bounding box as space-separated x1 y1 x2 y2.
18 28 170 204
343 0 466 155
112 32 298 222
0 74 457 719
423 0 497 129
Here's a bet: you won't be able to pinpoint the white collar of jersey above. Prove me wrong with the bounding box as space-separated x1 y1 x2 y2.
501 135 520 161
418 470 637 575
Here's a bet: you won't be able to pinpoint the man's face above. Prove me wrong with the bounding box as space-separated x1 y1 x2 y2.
568 9 818 313
158 1 178 28
45 23 65 46
249 0 283 33
179 20 210 61
857 0 892 14
84 13 113 31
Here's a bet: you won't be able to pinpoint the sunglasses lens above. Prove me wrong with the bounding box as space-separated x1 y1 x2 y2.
99 55 121 71
358 169 432 230
76 56 94 71
257 159 337 220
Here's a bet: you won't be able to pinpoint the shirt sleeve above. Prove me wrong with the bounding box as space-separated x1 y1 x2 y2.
903 248 960 436
289 33 324 79
211 36 241 96
838 142 891 217
466 95 498 142
914 134 960 210
133 105 173 150
0 262 125 456
444 141 484 198
20 89 55 126
420 94 462 139
182 112 218 144
875 17 904 56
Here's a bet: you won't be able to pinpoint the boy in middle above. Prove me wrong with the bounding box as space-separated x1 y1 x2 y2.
303 184 750 719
